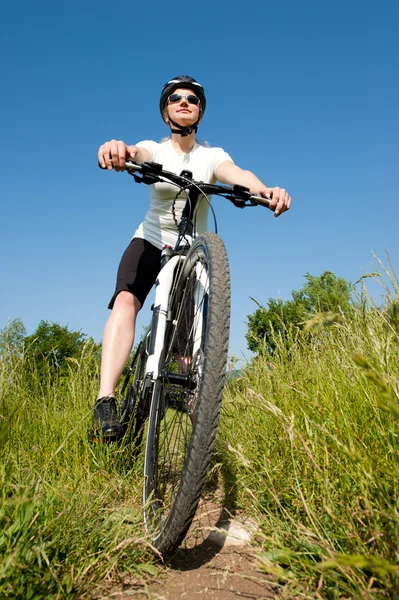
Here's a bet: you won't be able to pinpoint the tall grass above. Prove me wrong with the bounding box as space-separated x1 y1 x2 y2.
0 346 155 599
218 262 399 598
2 258 399 598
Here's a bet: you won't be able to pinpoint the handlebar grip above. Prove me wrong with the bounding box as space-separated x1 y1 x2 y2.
97 160 139 171
251 195 274 210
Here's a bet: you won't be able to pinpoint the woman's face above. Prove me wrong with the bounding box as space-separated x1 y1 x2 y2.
163 87 201 128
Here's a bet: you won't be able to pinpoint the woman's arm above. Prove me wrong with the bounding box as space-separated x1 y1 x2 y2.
215 160 291 217
98 140 151 172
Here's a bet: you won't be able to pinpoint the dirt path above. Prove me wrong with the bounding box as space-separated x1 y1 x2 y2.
95 500 279 599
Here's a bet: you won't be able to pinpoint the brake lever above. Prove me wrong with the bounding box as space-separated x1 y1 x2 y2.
127 170 161 185
229 197 247 209
232 184 251 197
228 184 250 209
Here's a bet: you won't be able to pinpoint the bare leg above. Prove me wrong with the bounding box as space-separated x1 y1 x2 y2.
98 291 141 398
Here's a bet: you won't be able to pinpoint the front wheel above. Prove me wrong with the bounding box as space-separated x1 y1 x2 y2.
143 232 231 555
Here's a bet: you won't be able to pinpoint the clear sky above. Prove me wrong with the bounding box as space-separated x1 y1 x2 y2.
1 0 398 362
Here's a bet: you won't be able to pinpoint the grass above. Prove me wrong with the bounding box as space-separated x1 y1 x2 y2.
0 348 156 599
217 261 399 598
1 257 399 598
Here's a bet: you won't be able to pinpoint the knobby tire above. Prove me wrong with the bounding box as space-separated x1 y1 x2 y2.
143 232 230 555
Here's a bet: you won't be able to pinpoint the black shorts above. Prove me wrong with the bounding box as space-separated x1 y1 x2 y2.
108 238 161 309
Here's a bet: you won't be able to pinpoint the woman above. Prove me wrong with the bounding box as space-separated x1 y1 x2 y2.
92 75 292 440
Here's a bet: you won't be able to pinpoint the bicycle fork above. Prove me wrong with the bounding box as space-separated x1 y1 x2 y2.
145 255 209 385
192 261 209 358
145 255 184 381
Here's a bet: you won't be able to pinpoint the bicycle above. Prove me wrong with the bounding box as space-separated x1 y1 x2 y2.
110 159 272 555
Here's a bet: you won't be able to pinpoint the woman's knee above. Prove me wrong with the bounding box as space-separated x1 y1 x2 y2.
113 291 142 312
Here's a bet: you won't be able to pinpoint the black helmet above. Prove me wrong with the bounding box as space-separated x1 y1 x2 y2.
159 75 206 136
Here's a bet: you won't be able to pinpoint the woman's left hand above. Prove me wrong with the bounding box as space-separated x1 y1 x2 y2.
260 187 292 217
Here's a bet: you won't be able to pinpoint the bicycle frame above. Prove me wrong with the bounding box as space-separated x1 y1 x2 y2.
141 253 210 379
192 261 209 357
145 254 184 380
121 159 272 409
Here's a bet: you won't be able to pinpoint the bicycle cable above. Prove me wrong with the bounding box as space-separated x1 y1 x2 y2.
168 175 218 235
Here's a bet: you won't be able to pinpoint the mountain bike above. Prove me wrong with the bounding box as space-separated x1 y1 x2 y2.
112 159 272 555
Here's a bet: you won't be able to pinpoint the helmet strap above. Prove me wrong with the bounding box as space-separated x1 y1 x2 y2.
167 114 199 137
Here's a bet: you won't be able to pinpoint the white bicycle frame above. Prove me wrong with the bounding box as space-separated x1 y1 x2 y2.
145 254 184 380
143 241 210 385
192 260 210 356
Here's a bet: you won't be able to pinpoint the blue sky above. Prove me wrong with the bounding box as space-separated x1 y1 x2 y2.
1 0 398 362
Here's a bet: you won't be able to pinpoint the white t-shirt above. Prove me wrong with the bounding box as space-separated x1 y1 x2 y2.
133 139 232 249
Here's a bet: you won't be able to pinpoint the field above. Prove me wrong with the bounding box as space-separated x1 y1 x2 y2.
1 263 399 598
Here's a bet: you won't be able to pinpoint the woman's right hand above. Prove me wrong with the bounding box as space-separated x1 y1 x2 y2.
98 140 140 172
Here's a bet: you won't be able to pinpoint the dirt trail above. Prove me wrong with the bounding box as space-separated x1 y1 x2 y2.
95 500 279 599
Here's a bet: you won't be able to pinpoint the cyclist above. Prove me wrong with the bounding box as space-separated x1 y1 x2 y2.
91 75 292 441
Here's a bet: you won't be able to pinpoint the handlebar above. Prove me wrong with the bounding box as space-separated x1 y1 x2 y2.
100 159 273 210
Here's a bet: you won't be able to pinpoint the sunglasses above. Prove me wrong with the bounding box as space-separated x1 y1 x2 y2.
167 93 200 106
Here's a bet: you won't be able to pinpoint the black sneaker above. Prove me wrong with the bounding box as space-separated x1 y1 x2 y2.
90 397 122 442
